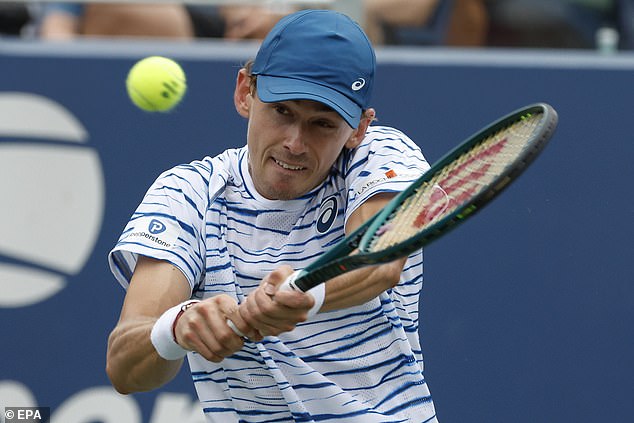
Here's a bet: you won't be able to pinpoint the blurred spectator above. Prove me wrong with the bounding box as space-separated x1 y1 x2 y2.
364 0 441 44
618 0 634 48
485 0 618 49
38 3 194 39
0 2 31 36
187 5 288 40
36 2 291 42
191 1 489 47
446 0 490 45
220 5 290 39
364 0 489 46
35 1 490 48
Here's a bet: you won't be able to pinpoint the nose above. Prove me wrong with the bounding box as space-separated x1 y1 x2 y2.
283 124 308 155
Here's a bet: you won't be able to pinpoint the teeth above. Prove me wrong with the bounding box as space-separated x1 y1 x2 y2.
274 159 304 170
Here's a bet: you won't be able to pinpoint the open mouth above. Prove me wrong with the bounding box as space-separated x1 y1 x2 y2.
273 158 306 171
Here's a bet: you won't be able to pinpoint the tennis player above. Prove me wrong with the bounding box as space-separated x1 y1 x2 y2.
107 9 437 423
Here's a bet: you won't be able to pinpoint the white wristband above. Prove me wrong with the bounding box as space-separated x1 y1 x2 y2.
279 271 325 319
150 300 200 360
306 283 325 318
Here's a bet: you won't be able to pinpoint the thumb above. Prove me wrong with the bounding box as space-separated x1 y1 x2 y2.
213 293 239 315
262 265 295 295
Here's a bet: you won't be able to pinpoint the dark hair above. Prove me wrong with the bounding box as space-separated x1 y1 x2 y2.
242 59 257 93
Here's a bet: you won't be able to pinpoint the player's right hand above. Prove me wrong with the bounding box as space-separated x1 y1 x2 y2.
238 265 315 337
173 294 262 362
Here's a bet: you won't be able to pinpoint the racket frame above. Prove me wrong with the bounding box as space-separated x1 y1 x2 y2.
292 102 558 291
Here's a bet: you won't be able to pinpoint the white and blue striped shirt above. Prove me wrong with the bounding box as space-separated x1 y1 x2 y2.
109 126 437 423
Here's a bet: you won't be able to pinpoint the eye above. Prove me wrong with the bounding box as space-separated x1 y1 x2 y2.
273 104 290 115
314 118 336 129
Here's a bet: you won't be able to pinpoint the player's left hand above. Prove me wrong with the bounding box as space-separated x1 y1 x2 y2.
238 265 314 337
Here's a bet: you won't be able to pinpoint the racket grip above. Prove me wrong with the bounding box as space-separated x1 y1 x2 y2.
278 270 303 292
226 318 246 338
227 271 320 337
280 270 324 318
226 271 301 338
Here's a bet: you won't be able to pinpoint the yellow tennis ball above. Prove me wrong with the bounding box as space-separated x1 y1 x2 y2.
126 56 187 112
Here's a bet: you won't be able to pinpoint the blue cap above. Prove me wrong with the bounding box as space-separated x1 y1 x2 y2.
252 9 376 128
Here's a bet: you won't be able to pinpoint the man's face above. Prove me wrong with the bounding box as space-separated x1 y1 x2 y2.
245 93 358 200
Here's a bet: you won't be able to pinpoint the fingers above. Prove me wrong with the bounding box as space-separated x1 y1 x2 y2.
226 318 246 337
174 295 259 362
172 266 316 360
267 266 315 310
226 307 263 342
239 267 315 337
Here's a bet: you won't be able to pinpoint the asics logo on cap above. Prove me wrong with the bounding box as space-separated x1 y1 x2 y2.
351 78 366 91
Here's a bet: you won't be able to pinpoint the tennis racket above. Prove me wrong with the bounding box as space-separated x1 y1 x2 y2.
284 102 558 292
228 102 557 335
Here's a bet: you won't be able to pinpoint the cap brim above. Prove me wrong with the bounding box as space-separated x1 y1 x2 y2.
256 75 362 128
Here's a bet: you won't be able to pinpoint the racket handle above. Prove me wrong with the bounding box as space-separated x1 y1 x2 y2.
226 318 246 338
226 271 311 337
281 270 324 318
278 270 303 292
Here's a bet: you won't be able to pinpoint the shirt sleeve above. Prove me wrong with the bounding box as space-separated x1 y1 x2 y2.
344 125 429 221
108 159 215 292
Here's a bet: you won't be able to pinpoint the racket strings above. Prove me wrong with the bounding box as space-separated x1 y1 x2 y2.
369 113 542 252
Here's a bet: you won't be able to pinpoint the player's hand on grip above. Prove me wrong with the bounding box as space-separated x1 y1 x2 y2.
239 265 315 337
173 294 261 362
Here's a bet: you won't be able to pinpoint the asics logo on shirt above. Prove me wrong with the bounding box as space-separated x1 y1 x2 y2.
351 78 366 91
149 219 167 234
316 196 338 233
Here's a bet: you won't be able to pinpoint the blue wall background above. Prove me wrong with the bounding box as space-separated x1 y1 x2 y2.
1 39 632 422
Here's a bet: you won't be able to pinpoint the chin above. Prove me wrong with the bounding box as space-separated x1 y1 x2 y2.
268 190 302 201
262 184 307 201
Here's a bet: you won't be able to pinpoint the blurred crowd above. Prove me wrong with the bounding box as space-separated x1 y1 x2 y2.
0 0 632 50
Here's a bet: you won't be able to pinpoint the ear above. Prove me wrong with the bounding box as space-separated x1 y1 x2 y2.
234 68 252 118
344 108 375 149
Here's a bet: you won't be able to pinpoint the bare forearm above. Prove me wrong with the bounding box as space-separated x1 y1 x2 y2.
106 317 183 394
320 193 407 311
321 258 405 312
